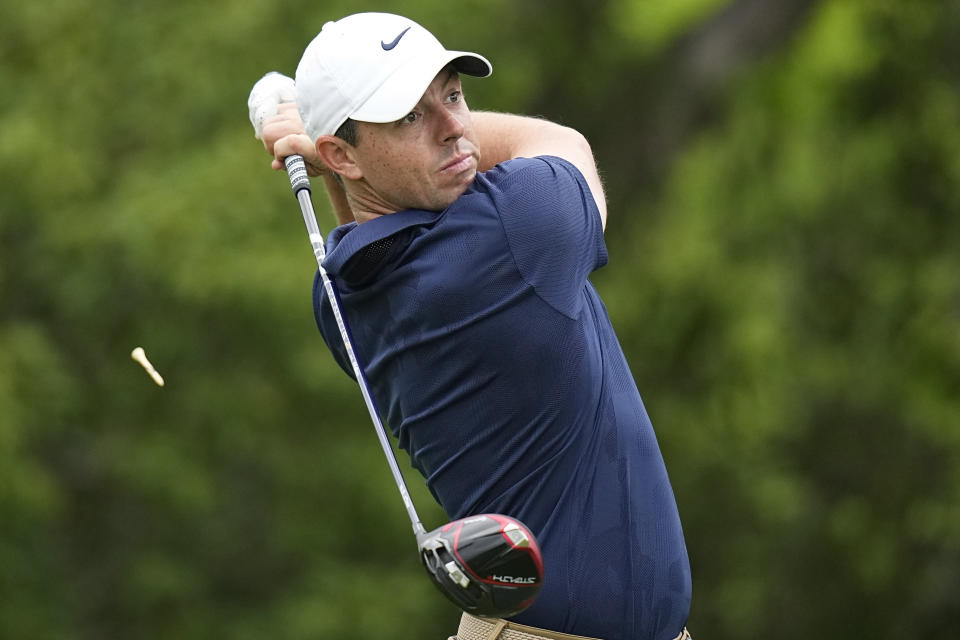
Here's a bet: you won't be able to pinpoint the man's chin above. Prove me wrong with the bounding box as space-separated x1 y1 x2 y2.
447 174 476 205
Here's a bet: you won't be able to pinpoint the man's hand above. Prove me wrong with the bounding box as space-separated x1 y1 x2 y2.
248 72 355 225
247 72 326 177
262 103 327 177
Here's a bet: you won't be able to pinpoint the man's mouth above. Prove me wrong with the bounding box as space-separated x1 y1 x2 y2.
440 153 476 175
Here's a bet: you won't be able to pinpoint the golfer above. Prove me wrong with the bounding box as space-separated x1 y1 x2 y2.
259 12 691 640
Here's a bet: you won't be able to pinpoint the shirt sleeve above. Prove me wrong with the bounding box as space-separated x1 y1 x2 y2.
483 156 608 319
313 270 357 381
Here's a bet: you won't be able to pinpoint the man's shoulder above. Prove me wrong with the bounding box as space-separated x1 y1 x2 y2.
464 155 588 214
477 155 582 183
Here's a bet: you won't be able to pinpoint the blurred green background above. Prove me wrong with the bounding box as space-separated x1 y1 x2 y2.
2 0 958 638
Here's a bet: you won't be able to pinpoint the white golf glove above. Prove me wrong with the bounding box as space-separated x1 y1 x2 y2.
247 72 297 140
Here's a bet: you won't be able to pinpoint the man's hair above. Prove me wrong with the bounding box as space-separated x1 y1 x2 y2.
335 118 359 146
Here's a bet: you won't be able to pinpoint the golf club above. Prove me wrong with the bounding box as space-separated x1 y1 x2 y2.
248 73 543 618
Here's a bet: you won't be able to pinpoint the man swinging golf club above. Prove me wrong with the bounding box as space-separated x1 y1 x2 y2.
251 12 692 640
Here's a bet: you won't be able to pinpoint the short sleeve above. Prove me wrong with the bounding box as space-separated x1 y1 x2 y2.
482 156 608 319
313 270 356 380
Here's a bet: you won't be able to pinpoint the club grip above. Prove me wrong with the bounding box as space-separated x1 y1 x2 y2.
284 155 311 195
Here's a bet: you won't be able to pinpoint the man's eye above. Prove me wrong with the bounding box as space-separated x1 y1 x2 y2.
447 91 461 103
400 112 419 124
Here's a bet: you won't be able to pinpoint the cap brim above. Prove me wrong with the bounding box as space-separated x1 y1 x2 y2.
350 51 492 124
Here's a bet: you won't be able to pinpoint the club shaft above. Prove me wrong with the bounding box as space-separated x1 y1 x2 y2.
286 155 427 538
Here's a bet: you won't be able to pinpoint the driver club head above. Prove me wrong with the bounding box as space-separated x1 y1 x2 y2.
418 514 543 618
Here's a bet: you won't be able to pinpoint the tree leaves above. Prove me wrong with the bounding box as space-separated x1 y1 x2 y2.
1 0 958 638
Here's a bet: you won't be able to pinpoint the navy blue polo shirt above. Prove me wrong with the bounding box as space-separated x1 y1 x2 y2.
313 156 690 640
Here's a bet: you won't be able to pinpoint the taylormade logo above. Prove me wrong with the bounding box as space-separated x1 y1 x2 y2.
491 575 537 584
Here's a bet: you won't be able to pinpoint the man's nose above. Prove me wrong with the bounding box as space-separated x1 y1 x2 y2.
437 108 465 144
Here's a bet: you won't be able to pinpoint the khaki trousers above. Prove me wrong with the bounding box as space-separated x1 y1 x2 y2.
451 612 692 640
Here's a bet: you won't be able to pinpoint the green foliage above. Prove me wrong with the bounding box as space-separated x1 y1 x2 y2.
2 0 958 638
609 0 730 56
600 0 960 636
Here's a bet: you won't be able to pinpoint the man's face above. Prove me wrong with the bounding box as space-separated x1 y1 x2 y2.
351 69 479 212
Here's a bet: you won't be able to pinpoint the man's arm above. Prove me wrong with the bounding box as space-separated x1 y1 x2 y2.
262 103 355 227
471 111 607 228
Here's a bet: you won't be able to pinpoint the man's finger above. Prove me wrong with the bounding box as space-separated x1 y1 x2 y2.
273 133 311 159
273 133 326 176
261 105 308 155
276 102 301 117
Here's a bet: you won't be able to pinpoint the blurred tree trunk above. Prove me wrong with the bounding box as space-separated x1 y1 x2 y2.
528 0 823 206
636 0 821 171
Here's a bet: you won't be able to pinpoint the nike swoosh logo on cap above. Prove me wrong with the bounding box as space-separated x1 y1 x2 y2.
381 27 411 51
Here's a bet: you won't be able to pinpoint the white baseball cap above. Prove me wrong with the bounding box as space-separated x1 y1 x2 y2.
295 12 492 142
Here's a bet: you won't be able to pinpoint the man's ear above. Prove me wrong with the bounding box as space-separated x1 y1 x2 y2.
316 135 362 181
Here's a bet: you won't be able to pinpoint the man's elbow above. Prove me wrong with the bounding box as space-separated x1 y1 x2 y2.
558 126 607 226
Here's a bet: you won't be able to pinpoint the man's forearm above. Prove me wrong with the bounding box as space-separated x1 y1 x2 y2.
472 111 559 171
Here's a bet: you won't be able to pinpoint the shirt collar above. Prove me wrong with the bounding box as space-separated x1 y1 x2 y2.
321 208 443 276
